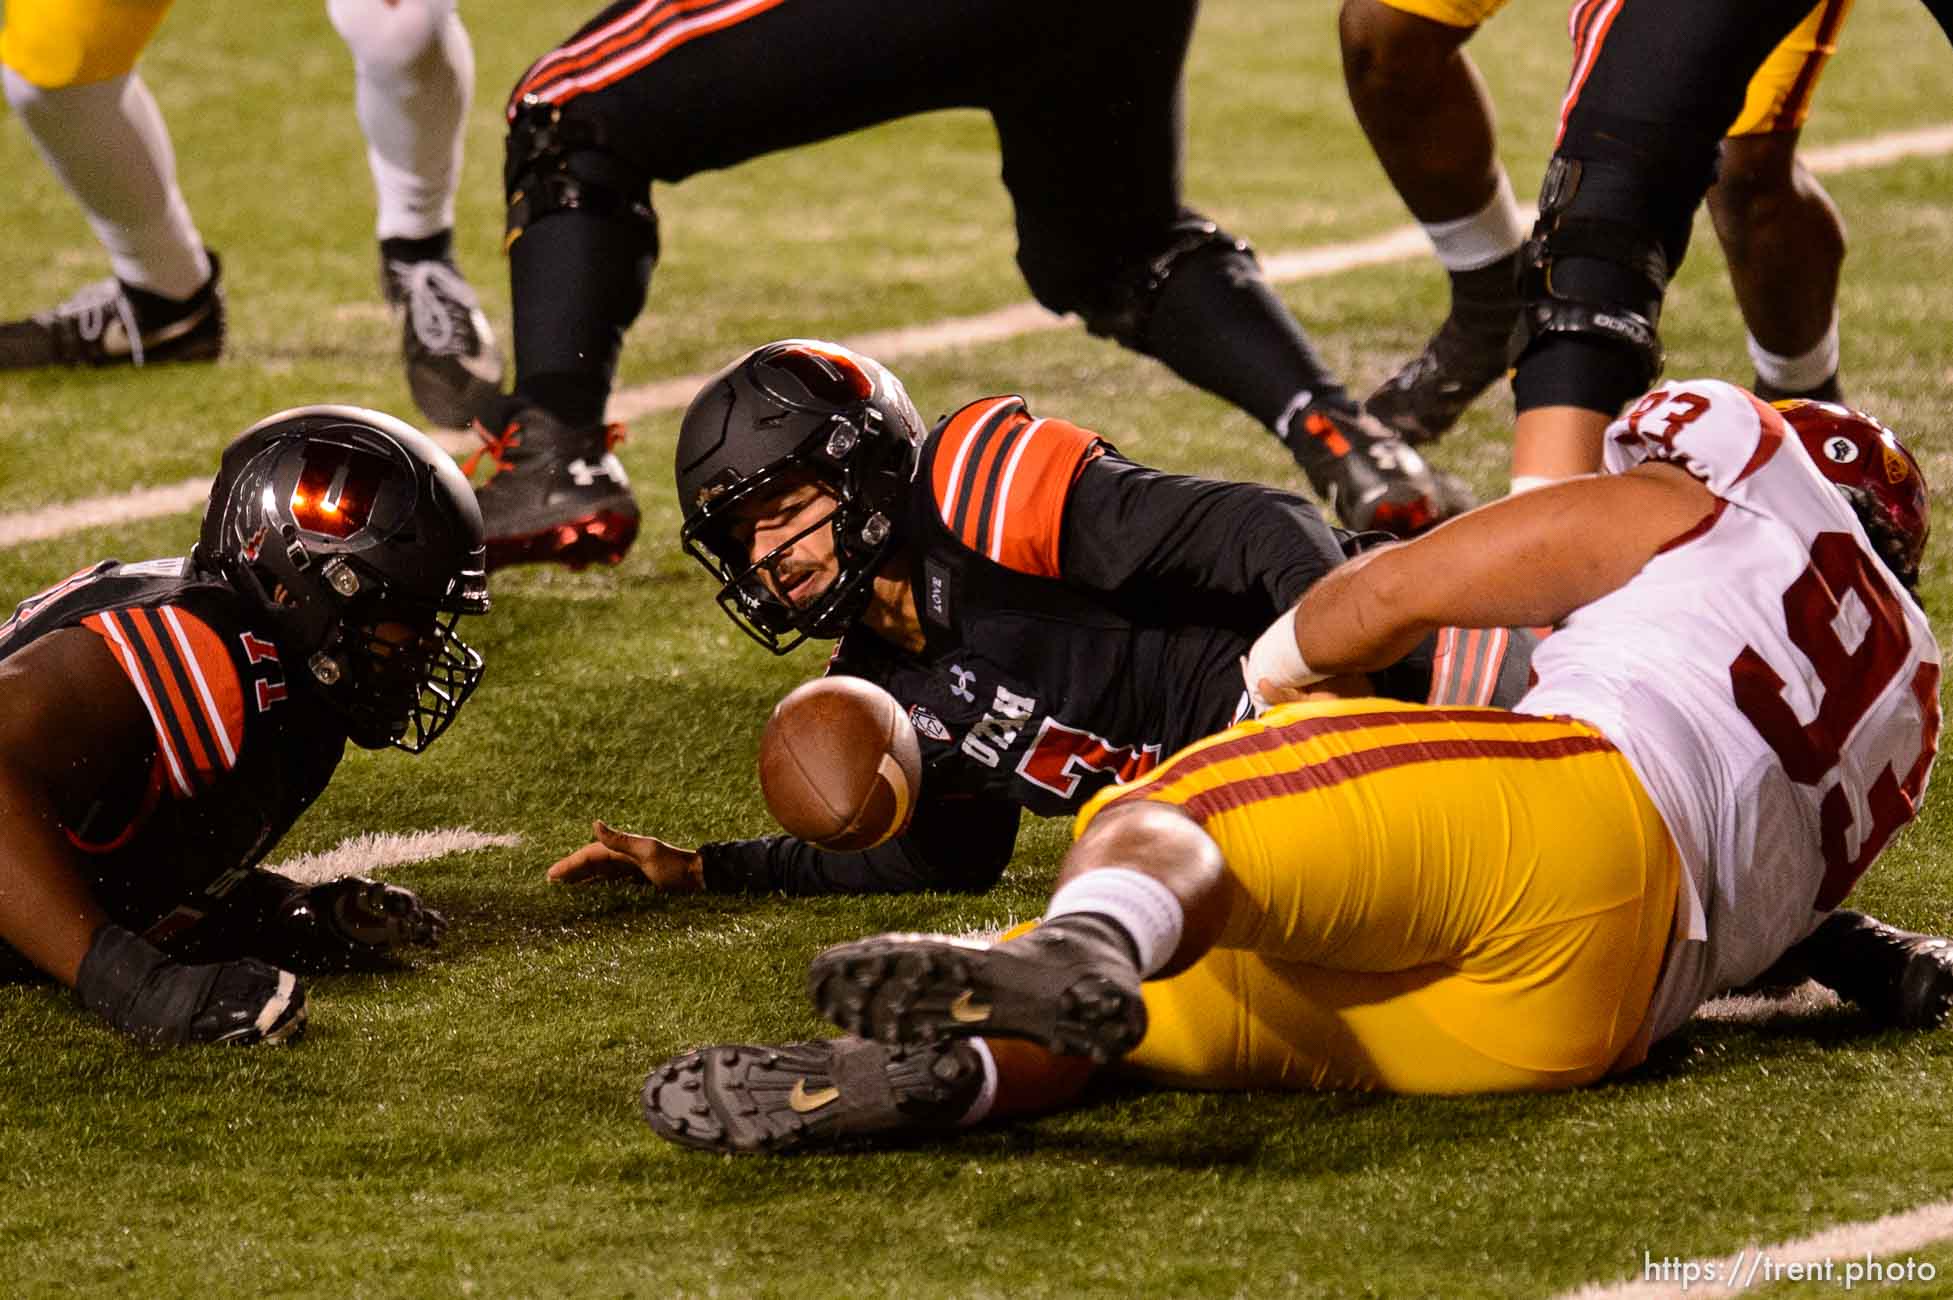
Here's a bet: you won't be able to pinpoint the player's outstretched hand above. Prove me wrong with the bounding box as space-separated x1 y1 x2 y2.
547 820 705 892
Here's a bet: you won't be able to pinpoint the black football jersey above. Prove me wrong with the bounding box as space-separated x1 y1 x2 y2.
699 398 1534 894
0 557 346 943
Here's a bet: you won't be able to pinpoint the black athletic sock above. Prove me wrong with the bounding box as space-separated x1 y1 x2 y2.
379 229 456 267
1446 252 1522 335
507 209 654 423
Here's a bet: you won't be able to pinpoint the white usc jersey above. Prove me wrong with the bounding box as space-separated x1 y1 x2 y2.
1518 380 1941 1043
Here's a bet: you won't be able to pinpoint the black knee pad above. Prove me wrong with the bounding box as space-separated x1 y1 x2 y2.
1042 213 1256 351
504 100 660 259
1513 111 1724 398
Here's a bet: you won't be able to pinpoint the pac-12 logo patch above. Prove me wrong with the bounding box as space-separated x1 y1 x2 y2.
908 705 951 742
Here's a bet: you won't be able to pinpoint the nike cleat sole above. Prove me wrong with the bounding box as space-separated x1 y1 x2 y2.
808 933 1147 1064
642 1038 981 1154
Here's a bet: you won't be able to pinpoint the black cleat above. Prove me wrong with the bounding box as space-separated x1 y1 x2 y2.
1364 310 1515 446
1807 910 1953 1030
1284 400 1475 537
642 1036 984 1154
1365 252 1521 446
465 397 640 571
382 255 506 428
0 254 225 370
808 923 1147 1064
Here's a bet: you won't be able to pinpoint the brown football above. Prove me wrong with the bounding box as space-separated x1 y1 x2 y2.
758 676 923 851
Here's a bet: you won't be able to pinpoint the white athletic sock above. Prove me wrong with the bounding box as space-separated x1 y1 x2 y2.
1044 868 1185 978
1508 475 1556 496
1748 314 1841 395
1422 168 1527 273
329 0 471 241
3 69 209 298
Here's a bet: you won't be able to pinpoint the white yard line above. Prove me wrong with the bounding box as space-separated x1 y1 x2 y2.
266 828 523 884
1555 1200 1953 1299
6 120 1951 552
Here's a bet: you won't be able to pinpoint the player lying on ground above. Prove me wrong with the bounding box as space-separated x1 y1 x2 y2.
0 408 489 1046
466 0 1469 571
638 382 1953 1152
546 339 1537 898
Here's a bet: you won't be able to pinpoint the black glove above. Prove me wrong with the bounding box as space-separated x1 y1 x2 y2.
74 924 308 1046
271 877 447 970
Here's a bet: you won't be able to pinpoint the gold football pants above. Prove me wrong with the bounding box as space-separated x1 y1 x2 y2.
1076 698 1680 1094
2 0 174 88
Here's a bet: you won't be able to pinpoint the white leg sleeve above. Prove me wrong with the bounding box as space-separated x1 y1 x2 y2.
327 0 471 241
3 67 210 298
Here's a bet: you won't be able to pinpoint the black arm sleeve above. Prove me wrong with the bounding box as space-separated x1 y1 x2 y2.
695 794 1021 896
156 868 309 964
1058 453 1344 612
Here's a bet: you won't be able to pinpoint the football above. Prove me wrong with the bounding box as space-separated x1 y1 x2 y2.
758 676 923 850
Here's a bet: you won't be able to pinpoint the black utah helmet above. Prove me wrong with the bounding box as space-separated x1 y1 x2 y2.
676 339 925 652
193 405 491 751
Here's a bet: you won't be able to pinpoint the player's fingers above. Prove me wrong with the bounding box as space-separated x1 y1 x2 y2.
592 819 655 857
547 843 642 884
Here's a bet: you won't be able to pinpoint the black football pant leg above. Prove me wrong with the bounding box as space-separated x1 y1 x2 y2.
1001 0 1357 431
1512 0 1810 417
498 0 1033 425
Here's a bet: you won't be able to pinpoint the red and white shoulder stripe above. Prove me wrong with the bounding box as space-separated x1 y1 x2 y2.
83 605 247 798
929 397 1105 577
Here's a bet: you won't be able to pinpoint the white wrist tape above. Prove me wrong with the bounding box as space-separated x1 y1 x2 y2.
1242 607 1325 715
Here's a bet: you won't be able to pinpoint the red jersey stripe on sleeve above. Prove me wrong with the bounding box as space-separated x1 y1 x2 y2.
82 606 247 796
157 606 245 769
932 399 1104 575
983 418 1104 576
84 610 196 799
933 398 1028 535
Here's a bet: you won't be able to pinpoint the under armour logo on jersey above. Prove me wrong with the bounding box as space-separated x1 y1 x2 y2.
948 664 977 702
567 453 628 488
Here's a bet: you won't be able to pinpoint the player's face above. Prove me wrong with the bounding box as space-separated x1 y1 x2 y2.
731 477 842 610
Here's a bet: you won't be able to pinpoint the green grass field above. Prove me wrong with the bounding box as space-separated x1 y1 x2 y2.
5 2 1953 1296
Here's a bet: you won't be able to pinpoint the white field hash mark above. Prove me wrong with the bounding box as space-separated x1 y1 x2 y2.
266 828 522 885
4 121 1952 551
